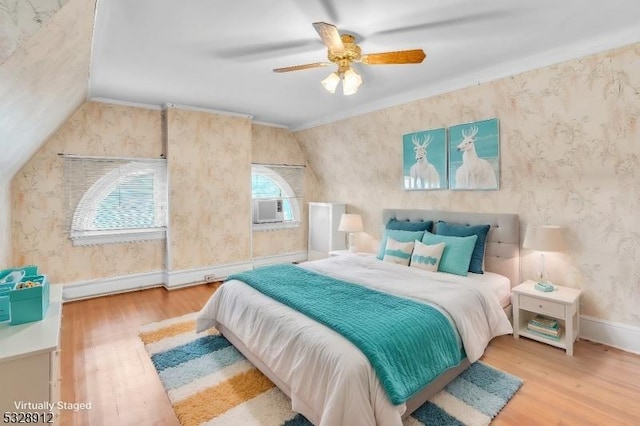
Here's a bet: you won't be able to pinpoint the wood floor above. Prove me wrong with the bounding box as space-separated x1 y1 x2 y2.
59 284 640 426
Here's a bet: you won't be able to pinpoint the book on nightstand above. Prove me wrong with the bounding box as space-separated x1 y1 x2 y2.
527 315 562 340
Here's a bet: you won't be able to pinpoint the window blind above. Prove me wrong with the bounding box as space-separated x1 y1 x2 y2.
63 156 168 234
251 164 304 200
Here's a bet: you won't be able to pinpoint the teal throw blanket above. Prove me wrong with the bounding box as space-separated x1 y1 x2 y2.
227 264 461 405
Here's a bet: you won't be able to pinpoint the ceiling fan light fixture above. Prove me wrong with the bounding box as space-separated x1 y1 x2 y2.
342 68 362 96
276 22 426 96
321 72 340 93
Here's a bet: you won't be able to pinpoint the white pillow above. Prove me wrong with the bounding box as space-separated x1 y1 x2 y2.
382 237 415 266
410 240 445 272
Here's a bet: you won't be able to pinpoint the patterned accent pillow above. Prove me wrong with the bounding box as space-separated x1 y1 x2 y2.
382 237 415 266
410 241 445 272
376 229 425 260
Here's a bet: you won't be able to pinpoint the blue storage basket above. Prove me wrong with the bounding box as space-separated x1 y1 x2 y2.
8 275 49 325
0 283 11 322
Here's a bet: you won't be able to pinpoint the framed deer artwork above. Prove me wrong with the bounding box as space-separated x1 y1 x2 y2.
402 128 447 190
448 118 500 190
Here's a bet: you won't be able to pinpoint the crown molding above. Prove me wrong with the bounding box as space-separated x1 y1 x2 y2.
164 103 253 119
252 120 290 129
88 97 163 110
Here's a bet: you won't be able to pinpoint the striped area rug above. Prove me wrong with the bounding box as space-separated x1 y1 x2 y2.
140 313 522 426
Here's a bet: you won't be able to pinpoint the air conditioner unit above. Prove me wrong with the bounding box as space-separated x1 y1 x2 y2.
253 198 284 223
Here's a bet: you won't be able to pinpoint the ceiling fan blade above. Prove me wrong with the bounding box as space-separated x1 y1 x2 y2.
312 21 345 52
360 49 426 65
273 62 332 73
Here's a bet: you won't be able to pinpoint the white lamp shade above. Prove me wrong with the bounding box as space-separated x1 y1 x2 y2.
523 225 567 251
321 72 340 93
338 213 364 233
342 68 362 95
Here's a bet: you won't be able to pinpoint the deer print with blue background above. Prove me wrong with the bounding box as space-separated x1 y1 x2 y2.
402 128 447 190
448 118 500 190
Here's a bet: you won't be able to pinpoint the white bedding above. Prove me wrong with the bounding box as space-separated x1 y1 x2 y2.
196 256 513 426
468 271 512 308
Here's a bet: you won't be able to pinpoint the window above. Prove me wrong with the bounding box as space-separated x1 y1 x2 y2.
64 156 167 246
251 164 303 230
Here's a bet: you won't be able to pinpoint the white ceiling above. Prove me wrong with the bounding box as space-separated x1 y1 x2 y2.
89 0 640 130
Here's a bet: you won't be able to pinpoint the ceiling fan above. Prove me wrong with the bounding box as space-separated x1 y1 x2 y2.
274 22 426 96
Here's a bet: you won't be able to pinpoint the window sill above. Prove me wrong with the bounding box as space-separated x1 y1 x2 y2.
70 228 166 246
252 222 301 232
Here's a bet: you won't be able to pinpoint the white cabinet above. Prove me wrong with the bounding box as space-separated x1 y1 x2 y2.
308 202 346 260
0 285 62 422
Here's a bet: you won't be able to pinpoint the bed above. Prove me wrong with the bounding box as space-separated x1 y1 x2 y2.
196 209 520 425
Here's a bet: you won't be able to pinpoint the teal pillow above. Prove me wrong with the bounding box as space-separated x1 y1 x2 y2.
386 219 433 233
421 231 478 276
433 221 490 274
377 229 425 260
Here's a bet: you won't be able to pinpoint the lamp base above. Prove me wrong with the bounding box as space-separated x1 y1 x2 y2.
536 253 554 290
348 232 357 253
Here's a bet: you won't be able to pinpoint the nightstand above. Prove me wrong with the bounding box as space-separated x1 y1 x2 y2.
511 280 582 356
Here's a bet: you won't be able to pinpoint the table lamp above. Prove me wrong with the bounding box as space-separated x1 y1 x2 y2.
523 225 567 291
338 213 364 253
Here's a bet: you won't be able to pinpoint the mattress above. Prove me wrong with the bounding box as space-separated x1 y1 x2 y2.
469 271 512 308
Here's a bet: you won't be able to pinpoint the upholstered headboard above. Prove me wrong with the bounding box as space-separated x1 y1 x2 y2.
382 209 520 286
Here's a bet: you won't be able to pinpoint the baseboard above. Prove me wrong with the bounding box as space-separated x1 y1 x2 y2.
164 253 307 289
60 253 309 300
63 271 165 301
164 261 253 289
580 315 640 355
251 251 308 267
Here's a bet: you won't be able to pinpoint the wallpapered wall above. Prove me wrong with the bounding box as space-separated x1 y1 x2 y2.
251 125 319 258
0 0 94 180
0 182 10 268
166 107 252 271
11 102 166 283
9 102 314 283
0 0 69 64
295 43 640 328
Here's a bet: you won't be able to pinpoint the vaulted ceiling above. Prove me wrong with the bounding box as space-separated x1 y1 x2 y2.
1 0 640 182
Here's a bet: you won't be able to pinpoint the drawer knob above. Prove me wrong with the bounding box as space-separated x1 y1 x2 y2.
539 305 543 308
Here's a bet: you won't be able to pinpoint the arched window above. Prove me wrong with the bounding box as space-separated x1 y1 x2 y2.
251 165 302 229
65 157 167 245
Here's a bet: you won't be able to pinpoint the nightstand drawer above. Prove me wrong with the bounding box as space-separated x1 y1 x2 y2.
518 294 565 318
